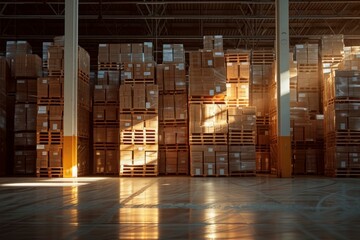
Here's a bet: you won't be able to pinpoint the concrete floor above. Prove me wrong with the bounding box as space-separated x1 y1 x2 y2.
0 176 359 239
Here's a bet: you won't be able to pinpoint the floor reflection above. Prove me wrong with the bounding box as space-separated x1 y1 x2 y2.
0 177 360 239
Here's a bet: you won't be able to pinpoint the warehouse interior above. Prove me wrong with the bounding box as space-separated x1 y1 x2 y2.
1 0 360 239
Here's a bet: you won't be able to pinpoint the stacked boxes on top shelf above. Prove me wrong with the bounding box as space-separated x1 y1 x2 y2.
6 41 42 175
93 44 124 175
36 40 91 177
251 50 274 173
323 37 360 176
0 57 11 176
119 42 159 176
291 44 324 175
188 35 229 176
157 44 189 175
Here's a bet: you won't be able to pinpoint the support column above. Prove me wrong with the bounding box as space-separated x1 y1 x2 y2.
63 0 78 177
276 0 291 177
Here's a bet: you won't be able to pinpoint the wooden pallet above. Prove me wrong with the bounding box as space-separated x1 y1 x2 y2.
327 169 360 178
226 78 250 83
37 131 63 145
189 133 228 145
93 120 119 126
229 130 256 145
123 79 156 85
252 50 275 65
326 131 360 145
229 170 256 177
120 164 158 177
78 70 90 82
225 99 249 107
188 95 226 104
36 167 63 178
98 62 121 71
120 129 158 145
159 145 189 150
48 70 64 77
159 119 187 126
119 108 158 114
159 89 187 95
321 55 344 63
256 116 270 125
37 98 64 105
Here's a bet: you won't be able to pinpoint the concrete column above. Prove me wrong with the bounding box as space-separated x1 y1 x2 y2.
63 0 78 177
276 0 292 177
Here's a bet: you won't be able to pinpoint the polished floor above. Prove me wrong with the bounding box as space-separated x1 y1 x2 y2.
0 176 359 239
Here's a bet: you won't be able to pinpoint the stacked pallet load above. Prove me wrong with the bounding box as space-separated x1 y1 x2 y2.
224 49 256 175
157 44 189 175
119 42 159 176
251 50 274 173
323 40 360 176
228 106 257 176
36 40 91 177
189 35 229 176
93 44 122 175
0 57 11 176
6 41 42 175
291 44 324 175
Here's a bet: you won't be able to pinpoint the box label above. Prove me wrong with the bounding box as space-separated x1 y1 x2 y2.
37 145 45 149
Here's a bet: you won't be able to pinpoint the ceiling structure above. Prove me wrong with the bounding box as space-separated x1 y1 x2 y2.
1 0 360 66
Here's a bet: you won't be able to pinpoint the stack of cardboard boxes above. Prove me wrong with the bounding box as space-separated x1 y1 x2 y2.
228 106 257 175
251 50 274 173
188 36 229 176
224 49 257 175
118 42 159 176
290 44 324 175
0 57 10 176
6 41 42 175
157 44 189 175
36 40 91 177
93 70 121 175
323 37 360 176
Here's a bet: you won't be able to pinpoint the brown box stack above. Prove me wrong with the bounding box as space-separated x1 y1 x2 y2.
324 69 360 177
189 36 229 176
115 42 155 85
228 106 256 176
93 49 121 174
225 49 251 106
251 50 275 173
290 44 324 175
5 41 41 176
157 44 189 175
119 83 159 176
36 42 91 177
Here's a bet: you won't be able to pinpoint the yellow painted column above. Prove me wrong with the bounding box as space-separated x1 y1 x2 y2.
63 0 78 177
276 0 292 177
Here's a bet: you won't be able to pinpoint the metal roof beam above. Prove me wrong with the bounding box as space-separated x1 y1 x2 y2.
1 34 359 40
2 14 360 20
2 1 360 5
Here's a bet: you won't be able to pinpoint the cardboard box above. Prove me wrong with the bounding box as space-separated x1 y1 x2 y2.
133 84 146 109
120 150 133 165
175 93 187 120
191 162 203 176
146 84 158 109
162 94 175 120
98 44 109 63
